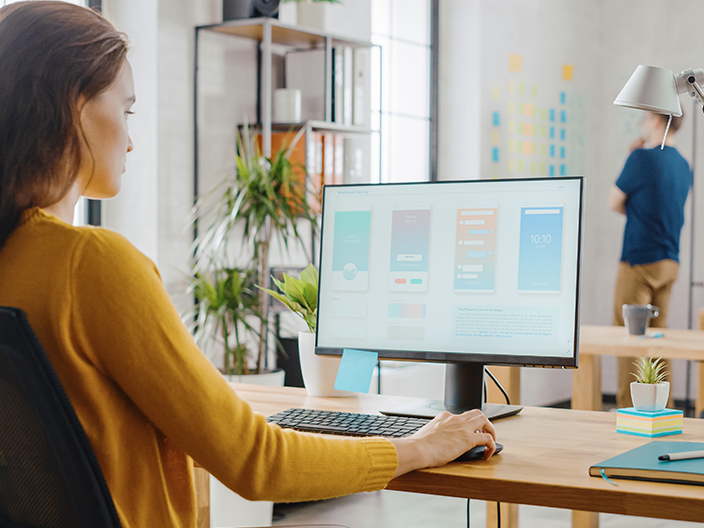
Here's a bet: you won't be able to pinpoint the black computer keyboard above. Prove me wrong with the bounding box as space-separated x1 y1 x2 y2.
266 408 430 437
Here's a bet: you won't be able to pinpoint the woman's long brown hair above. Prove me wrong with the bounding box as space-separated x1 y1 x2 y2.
0 1 128 248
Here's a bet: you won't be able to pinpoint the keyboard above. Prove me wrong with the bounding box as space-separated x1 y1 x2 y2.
266 408 430 437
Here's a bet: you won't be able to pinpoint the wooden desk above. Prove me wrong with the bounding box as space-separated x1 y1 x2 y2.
223 383 704 528
574 325 704 416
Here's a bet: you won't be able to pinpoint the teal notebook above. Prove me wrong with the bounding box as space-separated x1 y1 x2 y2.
590 441 704 486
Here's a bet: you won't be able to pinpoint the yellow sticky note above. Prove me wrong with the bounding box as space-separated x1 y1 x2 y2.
525 103 533 117
541 162 546 174
508 159 515 172
541 125 547 138
542 109 548 120
563 64 574 81
532 86 538 98
492 130 499 146
508 139 515 153
518 160 524 172
541 144 547 156
519 83 525 95
509 120 516 134
492 86 500 100
509 54 522 73
508 80 515 94
508 100 516 114
518 141 523 151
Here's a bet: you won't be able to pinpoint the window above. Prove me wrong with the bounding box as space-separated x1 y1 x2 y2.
371 0 431 183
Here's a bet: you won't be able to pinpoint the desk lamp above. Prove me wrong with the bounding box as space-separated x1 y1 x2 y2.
614 65 704 147
615 64 703 415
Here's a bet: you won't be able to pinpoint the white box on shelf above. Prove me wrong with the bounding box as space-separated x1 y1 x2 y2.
285 49 325 121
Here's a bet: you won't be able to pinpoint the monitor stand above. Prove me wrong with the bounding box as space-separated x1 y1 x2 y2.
380 363 523 421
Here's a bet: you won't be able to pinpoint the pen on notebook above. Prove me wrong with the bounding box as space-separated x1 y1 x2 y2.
658 450 704 461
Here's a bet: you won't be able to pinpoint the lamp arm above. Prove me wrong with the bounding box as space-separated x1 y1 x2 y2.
676 69 704 109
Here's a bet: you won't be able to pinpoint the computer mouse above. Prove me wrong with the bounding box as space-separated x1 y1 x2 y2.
454 442 504 462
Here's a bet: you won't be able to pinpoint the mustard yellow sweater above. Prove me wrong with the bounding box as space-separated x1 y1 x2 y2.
0 208 398 528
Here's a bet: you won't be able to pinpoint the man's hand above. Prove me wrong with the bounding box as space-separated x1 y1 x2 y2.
629 137 645 152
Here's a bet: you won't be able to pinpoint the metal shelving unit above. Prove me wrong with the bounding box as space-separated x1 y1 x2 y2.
194 17 380 210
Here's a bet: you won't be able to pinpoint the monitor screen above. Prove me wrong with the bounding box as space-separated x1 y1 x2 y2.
316 177 583 369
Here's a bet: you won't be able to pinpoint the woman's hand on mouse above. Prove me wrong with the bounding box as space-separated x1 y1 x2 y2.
389 409 496 477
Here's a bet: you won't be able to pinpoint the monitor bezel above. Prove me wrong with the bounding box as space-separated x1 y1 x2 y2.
314 176 583 369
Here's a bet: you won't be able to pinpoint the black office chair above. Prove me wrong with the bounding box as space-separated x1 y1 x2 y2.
0 306 122 528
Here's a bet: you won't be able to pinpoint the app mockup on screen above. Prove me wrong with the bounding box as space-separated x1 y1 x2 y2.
317 179 581 361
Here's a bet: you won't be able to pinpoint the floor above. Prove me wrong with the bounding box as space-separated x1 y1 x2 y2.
272 491 704 528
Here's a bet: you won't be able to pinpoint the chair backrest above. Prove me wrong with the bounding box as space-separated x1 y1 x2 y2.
0 306 122 528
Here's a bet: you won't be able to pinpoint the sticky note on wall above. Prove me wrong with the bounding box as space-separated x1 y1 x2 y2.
509 54 522 73
563 65 574 81
334 349 378 393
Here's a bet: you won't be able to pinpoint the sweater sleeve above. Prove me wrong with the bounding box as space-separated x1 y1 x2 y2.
68 229 398 501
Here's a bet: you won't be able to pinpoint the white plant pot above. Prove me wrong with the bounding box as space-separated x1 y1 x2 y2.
298 331 352 397
630 381 670 412
223 369 285 386
212 369 285 528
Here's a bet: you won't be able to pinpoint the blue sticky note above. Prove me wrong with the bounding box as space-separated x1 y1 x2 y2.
560 91 566 104
549 165 555 177
549 145 555 158
549 126 555 139
549 109 556 122
492 112 500 126
560 128 566 141
560 164 566 176
561 110 567 123
560 146 566 159
335 349 378 393
492 147 499 162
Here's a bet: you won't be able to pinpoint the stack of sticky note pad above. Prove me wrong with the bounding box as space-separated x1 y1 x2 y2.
616 408 683 437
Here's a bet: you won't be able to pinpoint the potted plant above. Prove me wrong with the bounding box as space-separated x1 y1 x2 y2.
189 124 318 376
630 353 670 411
182 267 263 378
261 264 350 397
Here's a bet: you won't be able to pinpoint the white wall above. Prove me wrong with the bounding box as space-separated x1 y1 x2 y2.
597 0 704 401
438 0 704 404
102 0 159 264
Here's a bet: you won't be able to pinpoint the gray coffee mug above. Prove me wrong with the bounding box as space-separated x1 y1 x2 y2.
622 304 659 336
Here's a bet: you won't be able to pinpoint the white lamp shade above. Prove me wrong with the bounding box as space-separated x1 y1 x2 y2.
614 65 683 116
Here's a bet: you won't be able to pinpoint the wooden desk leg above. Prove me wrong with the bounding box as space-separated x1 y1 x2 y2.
572 354 602 411
485 367 519 528
573 510 598 528
194 467 210 528
696 361 704 418
487 502 518 528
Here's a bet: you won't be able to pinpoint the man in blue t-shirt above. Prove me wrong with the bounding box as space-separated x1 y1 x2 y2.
608 111 691 409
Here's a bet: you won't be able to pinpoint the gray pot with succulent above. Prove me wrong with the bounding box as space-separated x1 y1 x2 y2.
630 353 670 411
186 124 317 381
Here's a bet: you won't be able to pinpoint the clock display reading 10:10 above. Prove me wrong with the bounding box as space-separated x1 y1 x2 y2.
530 234 552 244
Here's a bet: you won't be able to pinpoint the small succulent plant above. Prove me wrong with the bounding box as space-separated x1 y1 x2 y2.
631 353 669 384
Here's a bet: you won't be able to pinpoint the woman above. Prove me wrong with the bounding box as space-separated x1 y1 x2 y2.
0 3 497 527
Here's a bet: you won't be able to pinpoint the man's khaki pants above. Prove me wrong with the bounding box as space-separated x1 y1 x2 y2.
613 259 679 409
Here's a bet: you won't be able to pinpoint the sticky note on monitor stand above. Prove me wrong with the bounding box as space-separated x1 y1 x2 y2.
334 349 378 393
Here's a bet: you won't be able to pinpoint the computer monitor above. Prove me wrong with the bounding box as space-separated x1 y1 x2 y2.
315 177 583 420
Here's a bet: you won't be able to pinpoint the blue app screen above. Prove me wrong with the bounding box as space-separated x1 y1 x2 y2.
518 207 563 292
